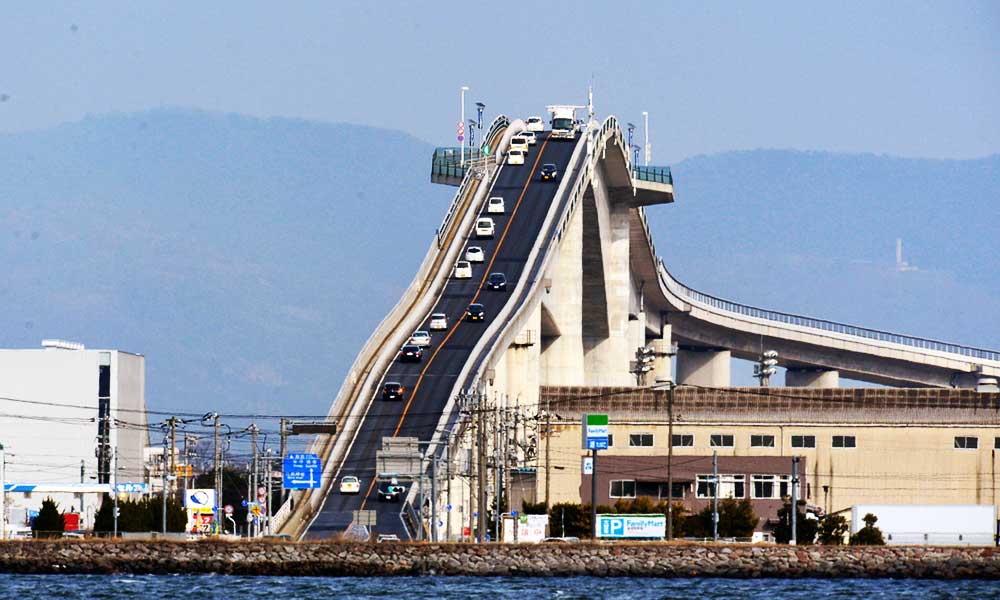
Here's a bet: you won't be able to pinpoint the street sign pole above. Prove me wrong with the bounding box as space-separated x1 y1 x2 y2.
591 448 598 541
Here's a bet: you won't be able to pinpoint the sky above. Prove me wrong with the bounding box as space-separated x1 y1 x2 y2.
1 1 997 162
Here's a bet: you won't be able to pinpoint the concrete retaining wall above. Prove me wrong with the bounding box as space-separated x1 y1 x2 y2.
1 541 998 578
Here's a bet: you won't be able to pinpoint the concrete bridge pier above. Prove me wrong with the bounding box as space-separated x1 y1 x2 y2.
978 376 1000 393
676 347 731 387
651 324 674 383
785 367 840 388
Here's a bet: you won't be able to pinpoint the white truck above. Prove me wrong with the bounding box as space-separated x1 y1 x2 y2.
851 504 997 546
546 105 583 141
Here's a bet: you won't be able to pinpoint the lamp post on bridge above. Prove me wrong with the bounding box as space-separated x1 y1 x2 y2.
459 85 470 168
627 123 635 157
642 111 650 166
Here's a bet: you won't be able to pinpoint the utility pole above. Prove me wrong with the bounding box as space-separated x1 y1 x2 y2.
80 459 84 484
791 455 799 546
279 418 288 501
161 434 168 534
754 350 779 387
445 432 452 542
167 416 177 497
1 442 6 541
493 400 501 541
250 423 259 538
209 412 221 536
712 450 719 542
112 446 119 538
544 399 551 509
591 447 598 541
265 447 273 535
666 382 674 541
477 392 487 543
430 448 438 542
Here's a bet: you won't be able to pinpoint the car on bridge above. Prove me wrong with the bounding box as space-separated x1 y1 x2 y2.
526 116 544 132
487 196 505 214
486 272 507 291
454 260 472 279
466 303 485 322
399 344 422 362
381 382 405 401
339 475 361 495
520 130 537 145
465 246 484 263
507 149 526 165
378 481 407 502
408 330 431 347
429 312 448 330
540 163 558 181
509 135 529 153
475 218 495 238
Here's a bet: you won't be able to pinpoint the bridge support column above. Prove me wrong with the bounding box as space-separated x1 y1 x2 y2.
676 347 730 387
978 376 1000 393
785 367 840 388
651 325 673 383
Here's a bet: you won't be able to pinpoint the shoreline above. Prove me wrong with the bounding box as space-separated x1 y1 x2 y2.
0 541 998 578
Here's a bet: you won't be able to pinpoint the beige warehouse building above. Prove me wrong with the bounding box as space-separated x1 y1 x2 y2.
524 386 1000 535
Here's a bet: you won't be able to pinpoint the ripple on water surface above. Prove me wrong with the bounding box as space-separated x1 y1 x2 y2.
0 574 998 599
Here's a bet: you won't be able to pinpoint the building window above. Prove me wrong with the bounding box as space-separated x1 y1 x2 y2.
629 433 654 447
954 436 979 449
710 434 734 448
696 474 745 499
752 475 776 499
995 437 1000 450
751 435 775 448
832 435 856 448
610 480 636 498
791 435 816 448
671 434 694 447
607 434 614 448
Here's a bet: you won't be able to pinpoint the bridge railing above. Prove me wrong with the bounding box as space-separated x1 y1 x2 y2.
631 206 1000 362
632 165 673 184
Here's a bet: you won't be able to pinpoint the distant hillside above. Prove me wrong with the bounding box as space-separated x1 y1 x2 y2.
0 109 451 416
648 150 1000 352
1 112 996 414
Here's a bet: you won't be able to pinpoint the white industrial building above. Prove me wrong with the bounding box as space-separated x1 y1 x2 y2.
0 340 149 533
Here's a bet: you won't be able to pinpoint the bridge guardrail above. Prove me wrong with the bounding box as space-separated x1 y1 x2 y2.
632 191 1000 363
632 165 673 184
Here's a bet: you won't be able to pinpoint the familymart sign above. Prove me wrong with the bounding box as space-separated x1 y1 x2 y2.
582 414 609 450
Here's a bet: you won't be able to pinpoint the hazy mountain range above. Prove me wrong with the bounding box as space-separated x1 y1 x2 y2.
1 109 996 415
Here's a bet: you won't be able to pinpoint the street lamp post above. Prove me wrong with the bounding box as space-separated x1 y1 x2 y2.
642 111 650 166
0 443 6 541
460 85 470 168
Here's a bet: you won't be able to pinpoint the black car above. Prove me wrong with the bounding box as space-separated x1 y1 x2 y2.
382 382 405 401
466 303 485 322
486 272 507 291
378 481 407 502
399 344 423 362
540 163 558 181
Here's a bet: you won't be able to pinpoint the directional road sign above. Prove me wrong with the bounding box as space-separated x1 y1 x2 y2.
283 453 322 489
224 504 233 515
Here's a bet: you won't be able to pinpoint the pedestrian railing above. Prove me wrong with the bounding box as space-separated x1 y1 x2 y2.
632 165 673 184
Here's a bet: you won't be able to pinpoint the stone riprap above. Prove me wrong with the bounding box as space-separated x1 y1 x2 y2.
0 541 997 578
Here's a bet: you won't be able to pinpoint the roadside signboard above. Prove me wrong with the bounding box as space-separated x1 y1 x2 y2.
582 414 609 450
224 505 234 515
596 514 666 539
503 514 548 543
115 482 148 493
184 489 217 534
583 457 593 475
283 453 321 489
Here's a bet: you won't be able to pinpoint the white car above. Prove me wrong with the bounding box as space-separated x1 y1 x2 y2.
521 130 537 145
509 135 529 153
507 149 526 165
475 217 495 238
408 330 431 347
487 196 505 214
454 260 472 279
429 313 448 331
465 246 485 263
339 476 361 495
526 116 544 132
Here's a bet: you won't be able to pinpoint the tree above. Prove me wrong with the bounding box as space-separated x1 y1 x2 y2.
32 497 65 538
548 502 592 538
94 494 114 533
93 495 187 533
773 500 817 544
521 500 548 515
850 512 885 545
817 514 850 545
688 498 759 539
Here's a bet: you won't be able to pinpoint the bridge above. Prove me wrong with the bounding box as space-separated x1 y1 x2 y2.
276 109 1000 540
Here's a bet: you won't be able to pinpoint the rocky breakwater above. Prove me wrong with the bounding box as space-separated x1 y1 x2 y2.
0 541 998 578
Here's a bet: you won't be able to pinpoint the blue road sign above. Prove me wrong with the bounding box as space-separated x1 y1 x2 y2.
115 482 148 493
511 510 518 518
446 504 453 511
283 453 322 489
586 438 609 450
